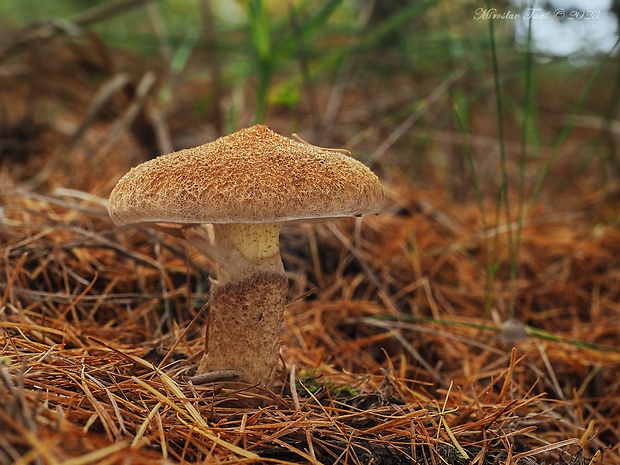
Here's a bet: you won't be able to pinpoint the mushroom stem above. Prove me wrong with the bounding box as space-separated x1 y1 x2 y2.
197 222 287 385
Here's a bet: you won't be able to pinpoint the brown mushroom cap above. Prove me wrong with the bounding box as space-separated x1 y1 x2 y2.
108 125 384 225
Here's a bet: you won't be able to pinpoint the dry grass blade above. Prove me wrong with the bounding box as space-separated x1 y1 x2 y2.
61 441 130 465
512 438 580 462
131 376 259 459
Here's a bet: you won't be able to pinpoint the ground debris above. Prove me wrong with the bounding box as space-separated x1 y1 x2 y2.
1 30 619 465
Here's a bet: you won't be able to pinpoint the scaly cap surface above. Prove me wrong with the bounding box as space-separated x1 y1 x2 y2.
108 124 384 225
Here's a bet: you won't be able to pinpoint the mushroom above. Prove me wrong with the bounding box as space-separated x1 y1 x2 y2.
108 124 384 385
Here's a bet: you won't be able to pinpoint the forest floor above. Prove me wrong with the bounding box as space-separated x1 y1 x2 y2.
1 16 620 465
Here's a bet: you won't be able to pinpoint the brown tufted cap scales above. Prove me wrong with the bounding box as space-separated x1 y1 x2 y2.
108 125 384 226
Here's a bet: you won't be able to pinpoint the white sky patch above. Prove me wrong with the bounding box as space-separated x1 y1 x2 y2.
511 0 618 58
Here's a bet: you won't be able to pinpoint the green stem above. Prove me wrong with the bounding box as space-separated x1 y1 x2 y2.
486 0 515 315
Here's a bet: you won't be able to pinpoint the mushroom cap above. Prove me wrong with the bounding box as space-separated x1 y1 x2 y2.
108 125 384 225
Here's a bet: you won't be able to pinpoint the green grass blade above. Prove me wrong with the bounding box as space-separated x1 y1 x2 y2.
452 93 495 313
274 0 344 61
359 0 434 51
526 36 620 211
248 0 272 122
485 0 516 316
510 0 536 316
